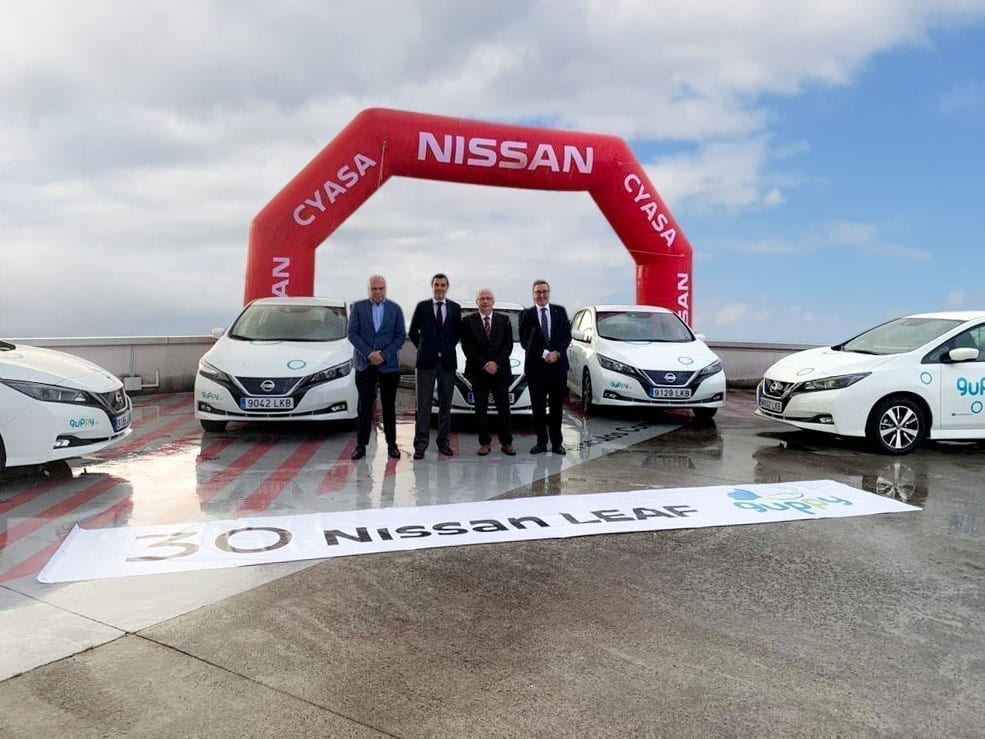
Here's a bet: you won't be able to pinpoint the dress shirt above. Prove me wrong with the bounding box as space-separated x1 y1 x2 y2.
372 300 385 332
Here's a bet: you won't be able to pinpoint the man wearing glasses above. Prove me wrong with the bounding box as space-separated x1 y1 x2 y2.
519 279 572 454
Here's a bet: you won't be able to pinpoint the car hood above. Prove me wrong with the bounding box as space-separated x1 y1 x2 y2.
764 346 896 382
0 344 121 390
455 345 524 372
204 337 353 376
595 338 721 370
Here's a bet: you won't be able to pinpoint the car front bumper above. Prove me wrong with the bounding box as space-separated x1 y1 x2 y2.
194 375 358 422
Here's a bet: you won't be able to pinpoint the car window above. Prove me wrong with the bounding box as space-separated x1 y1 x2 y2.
462 308 521 341
924 323 985 363
840 316 964 355
229 304 348 341
595 311 693 342
571 310 587 334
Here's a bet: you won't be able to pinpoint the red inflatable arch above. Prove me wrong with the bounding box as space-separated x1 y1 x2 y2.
246 108 694 323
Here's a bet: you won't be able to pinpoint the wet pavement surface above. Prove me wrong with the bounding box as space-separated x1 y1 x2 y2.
1 388 983 736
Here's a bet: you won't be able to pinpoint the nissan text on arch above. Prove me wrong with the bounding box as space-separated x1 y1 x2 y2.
756 311 985 454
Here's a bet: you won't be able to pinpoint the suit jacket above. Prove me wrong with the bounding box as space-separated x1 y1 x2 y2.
520 304 571 374
460 311 513 381
408 299 462 371
347 298 406 373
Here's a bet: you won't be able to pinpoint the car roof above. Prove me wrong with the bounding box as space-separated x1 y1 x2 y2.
581 304 676 314
902 311 985 322
247 297 347 309
459 300 525 311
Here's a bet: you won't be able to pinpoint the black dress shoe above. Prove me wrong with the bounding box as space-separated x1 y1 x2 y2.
388 445 401 459
437 444 454 456
413 449 425 460
530 444 547 454
351 446 366 460
551 444 567 455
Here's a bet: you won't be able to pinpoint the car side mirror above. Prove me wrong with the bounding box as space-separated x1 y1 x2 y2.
211 328 226 339
571 328 585 341
948 347 979 362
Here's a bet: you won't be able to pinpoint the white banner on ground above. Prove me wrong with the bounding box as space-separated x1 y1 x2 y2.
38 480 919 583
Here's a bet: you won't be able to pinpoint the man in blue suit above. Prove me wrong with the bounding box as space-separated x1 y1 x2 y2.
408 273 462 459
519 279 571 455
348 275 407 460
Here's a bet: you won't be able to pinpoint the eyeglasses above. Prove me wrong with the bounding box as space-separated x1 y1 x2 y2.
533 289 550 294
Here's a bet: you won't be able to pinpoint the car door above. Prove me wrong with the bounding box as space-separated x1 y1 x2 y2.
936 323 985 431
567 309 589 389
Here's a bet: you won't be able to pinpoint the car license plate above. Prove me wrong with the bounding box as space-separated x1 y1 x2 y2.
649 388 692 399
759 396 783 413
112 409 132 432
466 392 514 405
241 397 294 410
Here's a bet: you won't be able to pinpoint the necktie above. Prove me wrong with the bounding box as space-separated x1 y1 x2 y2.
484 315 491 337
540 307 549 341
435 302 444 328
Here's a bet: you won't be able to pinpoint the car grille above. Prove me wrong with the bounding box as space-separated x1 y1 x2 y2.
642 370 694 387
762 379 793 398
237 377 299 395
95 389 128 412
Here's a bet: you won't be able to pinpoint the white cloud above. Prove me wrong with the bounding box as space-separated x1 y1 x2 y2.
1 0 983 338
939 81 985 113
944 288 985 309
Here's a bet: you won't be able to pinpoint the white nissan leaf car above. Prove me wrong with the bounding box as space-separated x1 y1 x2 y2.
567 305 726 419
437 301 534 415
0 340 132 473
195 297 358 432
756 311 985 454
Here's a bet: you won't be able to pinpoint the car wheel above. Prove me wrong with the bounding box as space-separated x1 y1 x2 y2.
866 397 926 455
693 407 718 421
200 419 228 433
581 370 594 414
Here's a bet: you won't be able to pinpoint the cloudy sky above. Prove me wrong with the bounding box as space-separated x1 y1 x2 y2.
2 0 984 344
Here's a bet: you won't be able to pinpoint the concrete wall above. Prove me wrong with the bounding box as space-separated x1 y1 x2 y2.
10 336 822 392
15 336 216 393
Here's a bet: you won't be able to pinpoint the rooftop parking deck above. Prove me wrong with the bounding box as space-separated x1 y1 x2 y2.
1 389 983 736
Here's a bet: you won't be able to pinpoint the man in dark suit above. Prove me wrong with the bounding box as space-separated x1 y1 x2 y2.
408 273 462 460
347 274 407 460
519 279 571 454
460 288 516 456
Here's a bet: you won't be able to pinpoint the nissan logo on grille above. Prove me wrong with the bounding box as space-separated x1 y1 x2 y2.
664 372 677 383
260 380 276 393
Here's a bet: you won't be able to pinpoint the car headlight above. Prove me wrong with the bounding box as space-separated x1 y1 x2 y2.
597 354 639 377
303 360 352 387
798 373 870 392
198 359 234 384
693 359 724 383
1 379 94 404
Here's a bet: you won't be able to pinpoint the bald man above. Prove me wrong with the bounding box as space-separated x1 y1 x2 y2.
460 288 515 456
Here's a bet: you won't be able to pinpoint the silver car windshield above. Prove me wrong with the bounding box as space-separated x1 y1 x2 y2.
596 311 693 342
228 305 348 342
840 317 962 355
